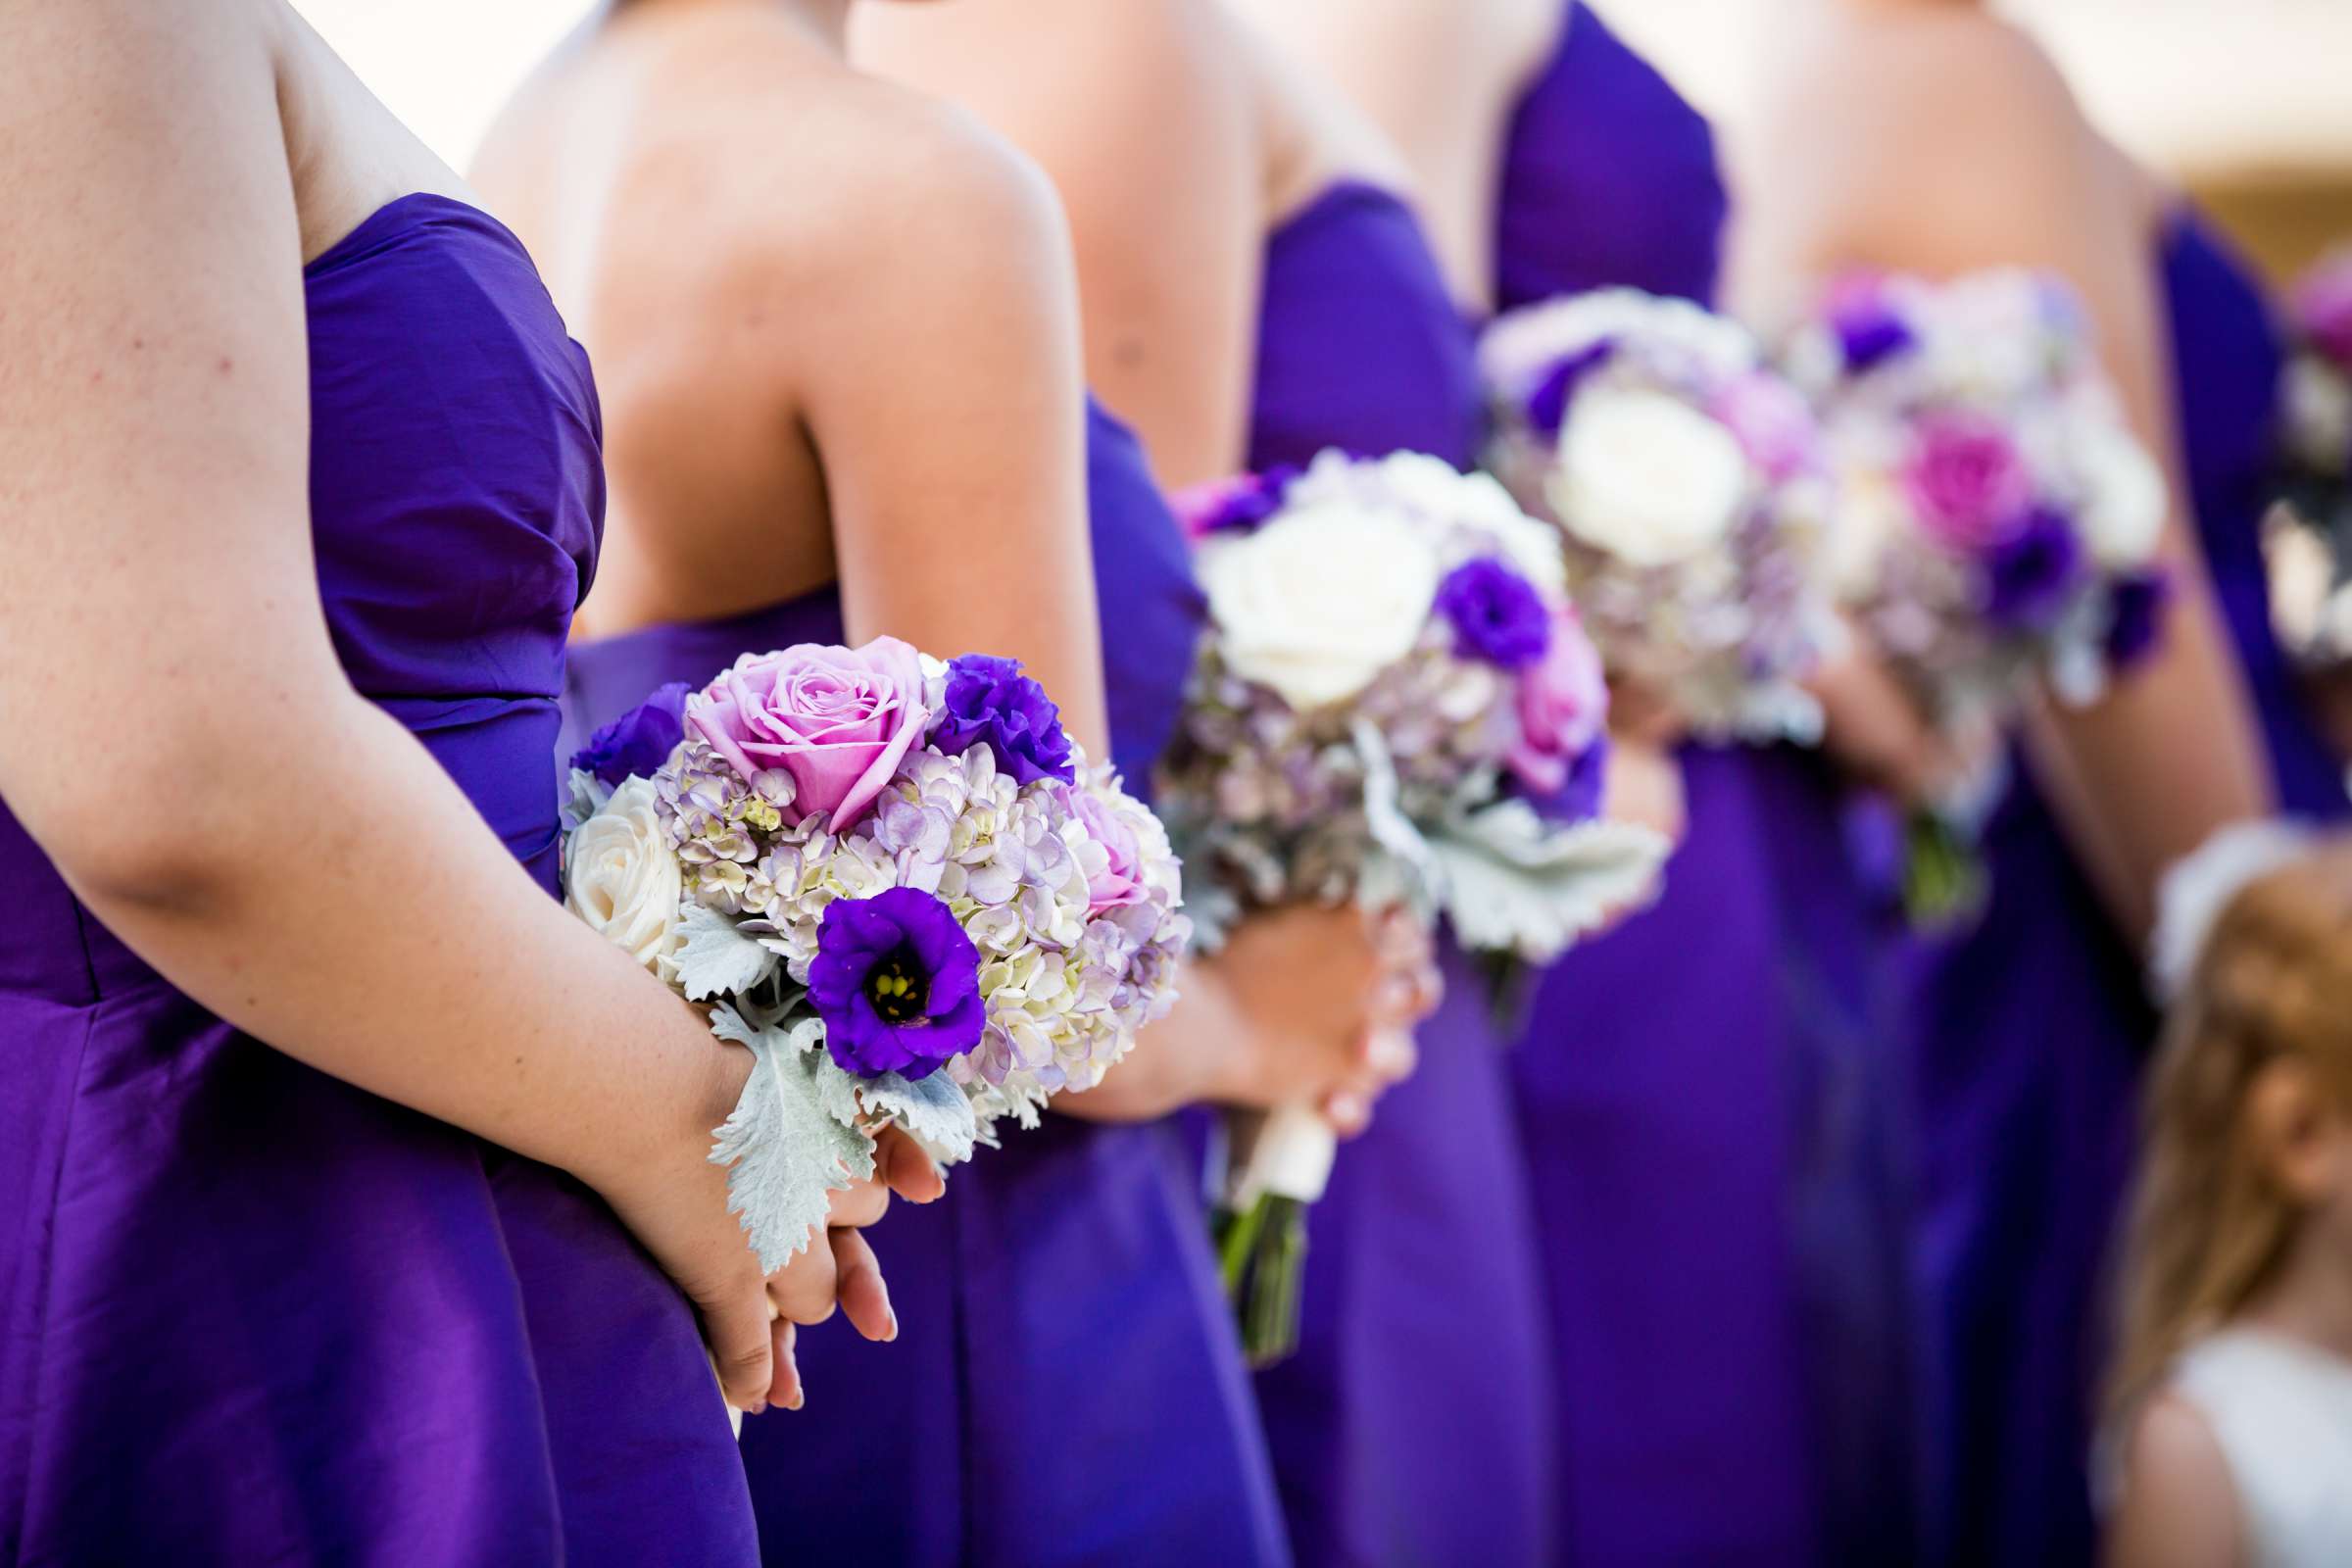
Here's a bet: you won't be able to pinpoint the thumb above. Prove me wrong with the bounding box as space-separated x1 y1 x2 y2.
695 1268 775 1414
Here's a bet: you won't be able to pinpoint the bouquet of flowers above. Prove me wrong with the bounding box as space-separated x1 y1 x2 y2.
2268 250 2352 666
1157 448 1669 1363
1481 287 1840 743
561 638 1188 1278
1783 269 2174 922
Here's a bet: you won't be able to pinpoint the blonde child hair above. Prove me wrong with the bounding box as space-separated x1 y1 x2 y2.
2108 834 2352 1423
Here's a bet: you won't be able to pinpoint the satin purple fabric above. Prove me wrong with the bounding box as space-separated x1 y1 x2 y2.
1912 213 2352 1566
1240 179 1560 1567
561 401 1290 1567
1493 7 1923 1561
0 195 762 1565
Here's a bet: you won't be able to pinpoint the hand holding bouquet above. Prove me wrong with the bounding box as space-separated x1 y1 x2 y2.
1481 287 1840 743
1157 449 1669 1362
1783 269 2174 922
562 639 1188 1283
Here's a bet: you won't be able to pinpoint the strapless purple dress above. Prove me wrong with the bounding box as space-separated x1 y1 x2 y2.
563 402 1289 1567
0 195 760 1565
1494 7 1924 1560
1239 180 1559 1567
1912 213 2351 1566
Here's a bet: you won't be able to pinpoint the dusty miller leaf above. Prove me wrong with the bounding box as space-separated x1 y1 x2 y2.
811 1054 979 1168
675 904 779 1002
1425 805 1670 963
707 1005 875 1272
1350 718 1442 927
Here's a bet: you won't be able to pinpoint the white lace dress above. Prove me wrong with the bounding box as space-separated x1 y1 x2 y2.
2170 1329 2352 1567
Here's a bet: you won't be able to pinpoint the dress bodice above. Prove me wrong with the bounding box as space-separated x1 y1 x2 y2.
2172 1330 2352 1567
1248 182 1482 471
1 194 603 1008
2159 214 2349 817
564 397 1199 793
1493 2 1728 310
0 194 769 1568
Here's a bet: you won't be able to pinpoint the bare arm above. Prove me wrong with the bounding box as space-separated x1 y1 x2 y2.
853 0 1263 490
1739 19 2268 935
0 0 870 1412
2105 1395 2244 1568
787 107 1109 753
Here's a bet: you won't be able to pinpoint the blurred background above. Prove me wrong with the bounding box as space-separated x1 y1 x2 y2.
301 0 2352 280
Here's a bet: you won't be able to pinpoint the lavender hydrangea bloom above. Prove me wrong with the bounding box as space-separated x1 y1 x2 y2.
569 682 689 787
931 655 1077 786
1984 508 2086 629
1436 558 1553 669
808 886 985 1080
1523 340 1618 436
2102 569 2173 668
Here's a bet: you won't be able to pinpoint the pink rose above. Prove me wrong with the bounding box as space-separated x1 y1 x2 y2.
1709 371 1819 484
2293 255 2352 368
687 637 929 833
1068 786 1147 914
1508 608 1610 811
1903 416 2034 554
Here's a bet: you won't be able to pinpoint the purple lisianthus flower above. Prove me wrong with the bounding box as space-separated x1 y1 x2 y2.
1437 558 1553 669
1524 340 1618 436
1175 466 1300 539
1983 508 2086 629
1829 285 1916 372
2102 569 2173 668
1554 734 1610 822
568 682 690 787
932 655 1076 786
808 887 984 1080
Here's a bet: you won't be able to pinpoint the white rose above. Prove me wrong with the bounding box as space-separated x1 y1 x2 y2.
2283 356 2352 474
2074 422 2167 566
1355 450 1568 596
1548 385 1750 569
564 777 685 974
1199 499 1441 710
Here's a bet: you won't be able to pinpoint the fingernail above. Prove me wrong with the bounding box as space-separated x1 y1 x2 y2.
784 1388 805 1411
886 1304 900 1343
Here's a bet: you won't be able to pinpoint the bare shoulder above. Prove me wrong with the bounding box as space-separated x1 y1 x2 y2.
1224 2 1412 210
1745 8 2118 271
2104 1393 2244 1568
1758 9 2082 188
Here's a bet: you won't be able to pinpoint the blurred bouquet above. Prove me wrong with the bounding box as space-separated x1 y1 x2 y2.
2268 249 2352 666
1784 270 2173 921
1158 449 1668 1362
1481 287 1841 743
561 638 1188 1273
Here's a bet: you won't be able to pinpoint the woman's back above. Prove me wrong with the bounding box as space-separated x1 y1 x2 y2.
481 11 1002 638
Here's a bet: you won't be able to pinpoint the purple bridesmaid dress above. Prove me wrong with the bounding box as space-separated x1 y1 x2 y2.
1494 7 1923 1561
1241 180 1560 1567
563 401 1291 1567
0 196 760 1565
1911 212 2351 1566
